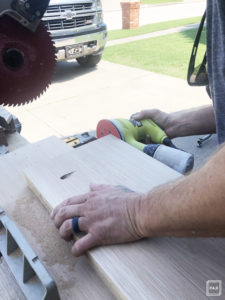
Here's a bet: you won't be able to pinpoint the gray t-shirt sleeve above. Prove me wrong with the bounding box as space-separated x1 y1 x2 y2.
207 0 225 143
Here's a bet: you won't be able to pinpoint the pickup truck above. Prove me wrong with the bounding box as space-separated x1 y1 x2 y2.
43 0 107 67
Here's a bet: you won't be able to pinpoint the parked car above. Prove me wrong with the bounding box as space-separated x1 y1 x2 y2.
43 0 107 67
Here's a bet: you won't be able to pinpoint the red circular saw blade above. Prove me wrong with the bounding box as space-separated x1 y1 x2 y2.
0 15 56 106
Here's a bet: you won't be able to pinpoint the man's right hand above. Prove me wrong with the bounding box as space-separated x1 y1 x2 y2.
133 109 176 139
132 106 216 139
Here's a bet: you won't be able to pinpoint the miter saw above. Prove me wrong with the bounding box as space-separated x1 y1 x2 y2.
0 0 56 106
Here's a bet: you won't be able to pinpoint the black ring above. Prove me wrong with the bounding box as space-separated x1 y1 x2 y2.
72 217 81 234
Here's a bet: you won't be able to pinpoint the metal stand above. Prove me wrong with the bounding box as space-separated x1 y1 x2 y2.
0 207 60 300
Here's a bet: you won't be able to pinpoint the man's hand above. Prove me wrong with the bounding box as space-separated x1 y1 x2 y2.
51 139 225 256
133 105 216 139
51 184 144 257
133 109 175 139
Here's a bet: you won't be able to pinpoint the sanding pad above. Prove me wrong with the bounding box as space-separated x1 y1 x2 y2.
96 119 123 140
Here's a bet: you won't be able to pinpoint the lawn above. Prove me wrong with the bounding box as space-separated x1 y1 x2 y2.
141 0 182 4
108 17 201 41
103 28 206 80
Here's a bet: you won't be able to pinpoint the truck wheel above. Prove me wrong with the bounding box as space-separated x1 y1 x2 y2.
76 54 102 68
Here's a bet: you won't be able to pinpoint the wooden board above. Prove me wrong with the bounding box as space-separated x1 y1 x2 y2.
25 135 225 300
25 135 180 211
0 136 115 300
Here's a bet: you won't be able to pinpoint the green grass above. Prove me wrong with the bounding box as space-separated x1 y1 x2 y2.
141 0 181 4
103 28 206 80
108 17 201 41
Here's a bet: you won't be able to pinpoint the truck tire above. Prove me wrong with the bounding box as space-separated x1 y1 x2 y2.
76 54 102 68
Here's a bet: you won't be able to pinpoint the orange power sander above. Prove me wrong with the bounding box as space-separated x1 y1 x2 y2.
97 118 194 174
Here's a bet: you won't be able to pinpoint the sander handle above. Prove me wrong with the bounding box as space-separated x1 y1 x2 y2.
141 119 168 145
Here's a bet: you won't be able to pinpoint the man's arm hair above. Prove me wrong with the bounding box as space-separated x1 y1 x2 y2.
168 105 216 138
137 144 225 237
134 105 216 139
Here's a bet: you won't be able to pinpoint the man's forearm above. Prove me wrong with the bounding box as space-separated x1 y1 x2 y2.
168 105 216 138
138 144 225 237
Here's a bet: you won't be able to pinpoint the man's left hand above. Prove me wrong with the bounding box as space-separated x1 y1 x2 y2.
51 184 144 256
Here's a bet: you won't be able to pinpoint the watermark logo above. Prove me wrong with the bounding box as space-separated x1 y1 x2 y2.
206 280 222 297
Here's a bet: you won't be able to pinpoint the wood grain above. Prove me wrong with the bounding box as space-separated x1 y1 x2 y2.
25 135 225 300
0 136 115 300
25 135 180 210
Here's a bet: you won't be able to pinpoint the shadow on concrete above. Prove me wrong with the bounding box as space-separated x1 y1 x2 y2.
173 134 218 170
52 60 98 83
180 27 206 45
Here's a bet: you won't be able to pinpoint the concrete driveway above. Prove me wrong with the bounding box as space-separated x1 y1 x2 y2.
102 0 121 11
7 59 216 168
8 60 210 139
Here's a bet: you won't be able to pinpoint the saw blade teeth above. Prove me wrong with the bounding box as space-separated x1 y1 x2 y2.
0 16 57 107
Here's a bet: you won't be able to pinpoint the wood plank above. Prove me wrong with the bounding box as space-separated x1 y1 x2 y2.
0 136 115 300
25 135 225 300
25 135 180 211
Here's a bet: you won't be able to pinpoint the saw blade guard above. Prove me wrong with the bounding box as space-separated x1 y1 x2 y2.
0 0 50 31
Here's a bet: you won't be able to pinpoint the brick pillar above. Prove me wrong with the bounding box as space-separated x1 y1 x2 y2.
120 1 140 30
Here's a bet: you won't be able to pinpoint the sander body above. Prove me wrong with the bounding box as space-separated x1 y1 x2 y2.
97 118 194 174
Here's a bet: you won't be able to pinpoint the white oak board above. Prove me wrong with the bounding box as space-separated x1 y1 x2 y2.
25 135 225 300
25 135 180 210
